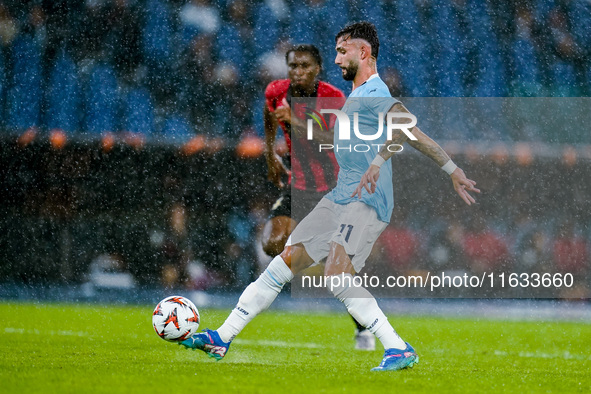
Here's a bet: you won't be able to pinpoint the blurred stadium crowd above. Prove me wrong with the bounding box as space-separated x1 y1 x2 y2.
0 141 588 296
0 0 589 295
1 0 591 142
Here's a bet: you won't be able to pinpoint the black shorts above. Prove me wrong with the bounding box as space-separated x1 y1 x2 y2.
269 191 292 219
269 189 326 223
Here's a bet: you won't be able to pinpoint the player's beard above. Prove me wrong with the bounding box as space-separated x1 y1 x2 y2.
340 61 358 81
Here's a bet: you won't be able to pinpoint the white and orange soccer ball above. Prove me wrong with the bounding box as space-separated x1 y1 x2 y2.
152 296 200 342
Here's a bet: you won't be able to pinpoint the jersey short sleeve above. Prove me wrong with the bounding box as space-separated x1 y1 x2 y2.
265 79 290 112
367 96 398 118
324 76 398 223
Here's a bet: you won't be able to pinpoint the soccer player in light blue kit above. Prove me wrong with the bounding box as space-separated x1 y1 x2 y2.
181 22 480 371
324 78 397 226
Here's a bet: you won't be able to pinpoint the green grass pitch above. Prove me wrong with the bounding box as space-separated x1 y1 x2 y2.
1 302 590 393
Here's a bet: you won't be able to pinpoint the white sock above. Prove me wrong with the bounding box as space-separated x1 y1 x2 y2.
373 322 406 350
330 274 406 350
217 256 293 342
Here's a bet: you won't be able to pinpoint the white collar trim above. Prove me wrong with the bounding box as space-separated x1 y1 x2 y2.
367 73 379 82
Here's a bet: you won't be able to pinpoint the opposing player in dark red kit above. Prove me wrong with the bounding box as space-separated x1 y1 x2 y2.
261 44 374 350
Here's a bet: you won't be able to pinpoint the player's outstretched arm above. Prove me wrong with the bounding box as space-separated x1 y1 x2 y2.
264 104 289 188
352 103 480 205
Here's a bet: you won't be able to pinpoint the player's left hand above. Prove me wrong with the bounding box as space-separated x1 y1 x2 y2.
351 165 381 199
450 168 480 205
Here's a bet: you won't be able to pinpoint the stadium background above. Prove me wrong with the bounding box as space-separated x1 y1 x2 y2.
0 0 589 297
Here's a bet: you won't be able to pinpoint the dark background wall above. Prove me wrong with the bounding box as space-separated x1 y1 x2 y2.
1 137 589 297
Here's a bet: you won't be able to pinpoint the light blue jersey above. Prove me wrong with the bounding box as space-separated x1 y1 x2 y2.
324 75 398 223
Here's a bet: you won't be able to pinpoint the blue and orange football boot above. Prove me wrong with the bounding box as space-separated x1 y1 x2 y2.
371 342 419 371
179 329 231 360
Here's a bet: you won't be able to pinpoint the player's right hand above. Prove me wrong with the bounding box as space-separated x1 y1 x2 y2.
266 152 289 188
351 165 381 199
274 98 291 124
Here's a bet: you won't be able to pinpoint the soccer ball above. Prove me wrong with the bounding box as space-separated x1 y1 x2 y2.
152 296 200 342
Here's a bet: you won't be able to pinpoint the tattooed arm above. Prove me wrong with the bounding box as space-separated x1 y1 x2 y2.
352 102 480 205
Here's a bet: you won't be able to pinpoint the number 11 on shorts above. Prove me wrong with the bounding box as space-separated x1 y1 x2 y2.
339 224 353 243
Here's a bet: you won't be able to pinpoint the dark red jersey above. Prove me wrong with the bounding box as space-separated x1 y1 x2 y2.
265 79 345 193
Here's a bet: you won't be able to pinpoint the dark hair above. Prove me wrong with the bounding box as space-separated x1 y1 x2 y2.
285 44 323 69
335 21 379 59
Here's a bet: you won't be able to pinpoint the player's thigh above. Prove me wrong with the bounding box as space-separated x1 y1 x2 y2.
280 243 315 274
328 201 387 273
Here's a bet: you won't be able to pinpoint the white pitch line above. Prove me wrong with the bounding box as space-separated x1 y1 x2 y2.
3 327 324 348
4 327 89 337
494 349 591 361
5 327 589 361
233 338 324 349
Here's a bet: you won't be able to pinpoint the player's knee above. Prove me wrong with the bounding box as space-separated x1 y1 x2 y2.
262 216 297 257
279 245 295 270
280 244 313 274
